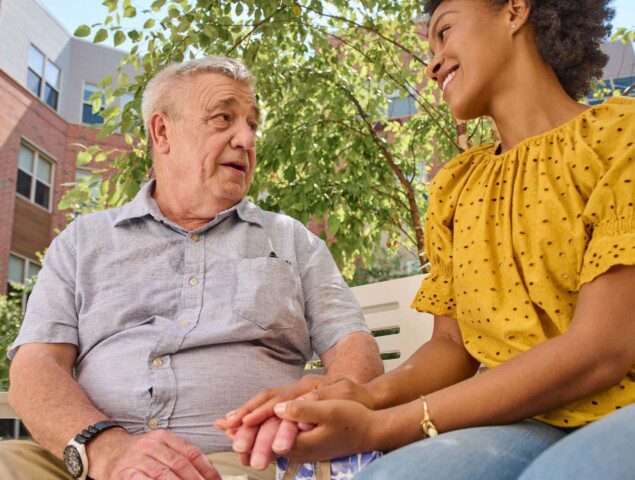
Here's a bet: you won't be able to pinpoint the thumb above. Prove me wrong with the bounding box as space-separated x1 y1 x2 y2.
273 399 329 424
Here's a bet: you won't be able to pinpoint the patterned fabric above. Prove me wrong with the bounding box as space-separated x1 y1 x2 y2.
276 452 383 480
412 97 635 427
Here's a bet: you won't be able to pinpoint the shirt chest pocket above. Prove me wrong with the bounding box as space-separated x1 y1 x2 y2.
232 257 303 330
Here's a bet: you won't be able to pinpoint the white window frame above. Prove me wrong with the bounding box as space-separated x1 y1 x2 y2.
26 43 62 111
8 252 41 286
81 81 105 125
16 142 55 212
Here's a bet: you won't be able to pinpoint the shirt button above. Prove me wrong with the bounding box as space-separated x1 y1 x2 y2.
180 321 189 328
188 277 198 286
191 234 200 242
153 358 163 367
148 419 158 429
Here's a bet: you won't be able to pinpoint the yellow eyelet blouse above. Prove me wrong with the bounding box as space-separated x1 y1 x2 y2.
412 97 635 427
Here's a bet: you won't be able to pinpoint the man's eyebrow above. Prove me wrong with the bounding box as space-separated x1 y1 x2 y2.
208 96 260 120
429 10 457 55
209 96 239 111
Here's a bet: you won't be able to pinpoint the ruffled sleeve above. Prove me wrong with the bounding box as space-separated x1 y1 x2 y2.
411 151 478 316
579 98 635 286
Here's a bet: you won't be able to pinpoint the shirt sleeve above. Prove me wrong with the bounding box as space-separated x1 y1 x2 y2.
8 223 79 360
411 177 457 317
579 132 635 286
300 235 371 357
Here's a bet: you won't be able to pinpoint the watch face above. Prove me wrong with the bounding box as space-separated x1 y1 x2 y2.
63 445 83 478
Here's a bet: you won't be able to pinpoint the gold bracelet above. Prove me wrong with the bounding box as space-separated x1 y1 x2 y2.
420 396 439 438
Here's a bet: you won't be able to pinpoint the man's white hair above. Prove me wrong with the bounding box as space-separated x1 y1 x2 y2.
141 56 255 140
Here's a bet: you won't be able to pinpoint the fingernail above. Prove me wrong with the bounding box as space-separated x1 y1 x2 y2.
274 402 286 415
226 410 236 419
233 439 248 453
272 440 288 452
251 453 267 470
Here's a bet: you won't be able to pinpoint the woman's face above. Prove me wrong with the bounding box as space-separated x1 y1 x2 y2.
426 0 515 120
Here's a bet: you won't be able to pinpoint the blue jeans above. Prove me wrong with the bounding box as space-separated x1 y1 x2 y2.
356 403 635 480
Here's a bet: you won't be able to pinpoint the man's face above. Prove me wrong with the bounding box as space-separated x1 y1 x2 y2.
164 72 259 206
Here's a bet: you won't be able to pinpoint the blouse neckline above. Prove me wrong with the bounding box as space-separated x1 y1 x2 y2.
489 98 620 159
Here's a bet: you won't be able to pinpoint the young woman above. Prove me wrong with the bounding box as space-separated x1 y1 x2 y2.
218 0 635 477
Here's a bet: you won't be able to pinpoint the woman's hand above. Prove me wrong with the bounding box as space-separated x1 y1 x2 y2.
272 399 380 463
214 375 375 431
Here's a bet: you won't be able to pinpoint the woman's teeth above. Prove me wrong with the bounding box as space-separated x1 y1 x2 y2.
442 70 457 91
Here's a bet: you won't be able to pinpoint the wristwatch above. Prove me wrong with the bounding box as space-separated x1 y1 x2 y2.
63 420 121 480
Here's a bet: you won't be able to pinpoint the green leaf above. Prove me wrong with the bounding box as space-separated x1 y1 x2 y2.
143 19 155 29
93 28 108 43
114 30 126 46
77 151 92 165
327 216 340 236
123 5 136 18
74 25 91 37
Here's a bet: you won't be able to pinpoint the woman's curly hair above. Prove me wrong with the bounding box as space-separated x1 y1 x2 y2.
424 1 615 99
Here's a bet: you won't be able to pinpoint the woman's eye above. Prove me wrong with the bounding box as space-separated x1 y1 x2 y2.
439 25 450 41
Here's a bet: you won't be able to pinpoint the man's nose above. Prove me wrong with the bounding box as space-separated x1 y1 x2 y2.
230 122 256 151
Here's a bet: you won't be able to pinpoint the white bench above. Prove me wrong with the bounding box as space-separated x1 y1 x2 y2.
0 275 431 423
352 274 431 372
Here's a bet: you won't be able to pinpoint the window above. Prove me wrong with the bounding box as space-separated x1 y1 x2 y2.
27 45 44 97
44 60 61 110
16 144 54 210
7 253 41 296
26 44 61 110
387 95 417 119
82 83 104 124
75 168 101 198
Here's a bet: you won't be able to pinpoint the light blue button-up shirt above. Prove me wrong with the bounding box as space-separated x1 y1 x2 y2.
10 180 370 452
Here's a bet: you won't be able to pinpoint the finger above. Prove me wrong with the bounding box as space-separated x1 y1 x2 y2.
250 416 282 470
128 459 182 480
271 420 299 455
242 376 335 428
298 422 316 431
242 397 283 427
146 444 203 480
212 418 229 430
223 428 238 441
232 424 258 454
274 399 332 424
240 452 250 467
225 390 279 429
159 431 220 480
123 469 154 480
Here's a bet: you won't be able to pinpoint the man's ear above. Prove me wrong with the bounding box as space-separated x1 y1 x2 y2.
504 0 531 33
149 111 171 155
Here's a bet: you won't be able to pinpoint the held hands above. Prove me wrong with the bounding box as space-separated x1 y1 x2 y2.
213 375 377 469
88 428 221 480
271 398 377 463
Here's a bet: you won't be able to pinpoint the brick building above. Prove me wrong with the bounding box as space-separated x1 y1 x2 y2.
0 0 133 294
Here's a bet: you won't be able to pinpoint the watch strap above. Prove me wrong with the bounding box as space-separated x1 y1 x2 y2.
74 420 120 445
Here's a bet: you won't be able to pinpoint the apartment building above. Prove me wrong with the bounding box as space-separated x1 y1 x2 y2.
0 0 134 293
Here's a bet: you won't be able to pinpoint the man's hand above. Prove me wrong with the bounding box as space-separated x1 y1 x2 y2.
88 428 221 480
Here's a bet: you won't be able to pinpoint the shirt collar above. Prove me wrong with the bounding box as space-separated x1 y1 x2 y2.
114 179 263 228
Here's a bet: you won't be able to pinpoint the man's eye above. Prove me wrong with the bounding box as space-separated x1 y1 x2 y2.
214 114 230 122
249 122 258 132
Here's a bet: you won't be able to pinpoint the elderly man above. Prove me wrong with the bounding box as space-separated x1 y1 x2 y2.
0 56 383 480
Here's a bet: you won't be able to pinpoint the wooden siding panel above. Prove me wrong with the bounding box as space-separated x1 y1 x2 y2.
11 195 51 259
